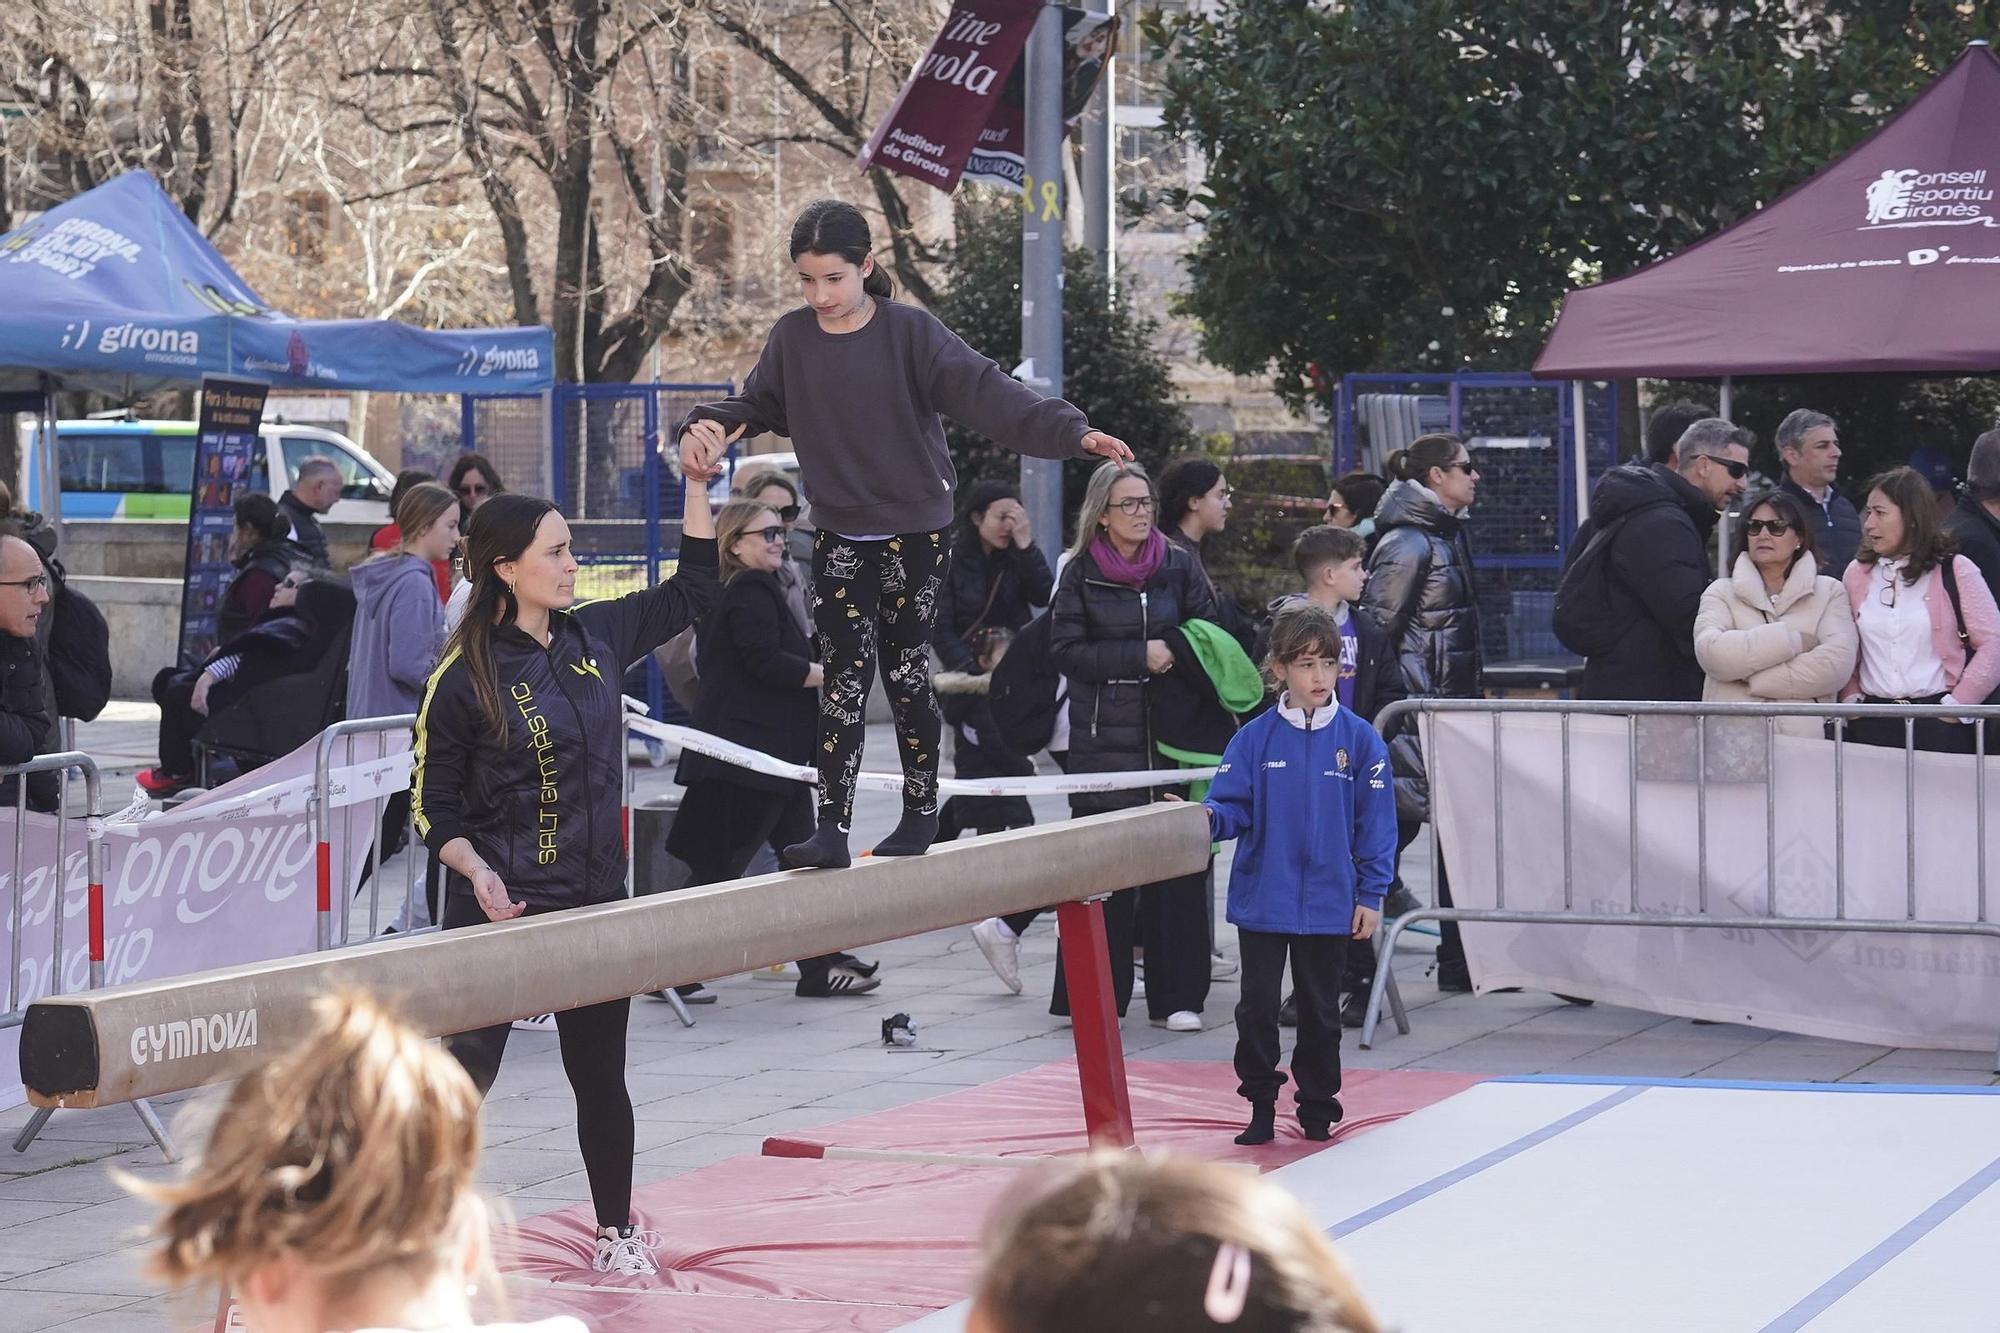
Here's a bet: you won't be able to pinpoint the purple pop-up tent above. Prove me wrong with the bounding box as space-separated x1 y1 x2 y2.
1534 42 2000 509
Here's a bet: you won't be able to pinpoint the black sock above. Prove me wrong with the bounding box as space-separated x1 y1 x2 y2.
781 822 852 870
1234 1102 1276 1146
873 808 940 857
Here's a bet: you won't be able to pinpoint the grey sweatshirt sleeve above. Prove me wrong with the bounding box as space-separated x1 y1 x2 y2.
922 318 1088 460
681 331 789 443
384 571 445 696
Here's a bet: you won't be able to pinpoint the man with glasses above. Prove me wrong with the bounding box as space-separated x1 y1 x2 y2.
1557 417 1753 701
0 535 56 811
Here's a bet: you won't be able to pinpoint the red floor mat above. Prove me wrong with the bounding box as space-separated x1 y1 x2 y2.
764 1060 1481 1167
499 1064 1479 1332
501 1155 1008 1332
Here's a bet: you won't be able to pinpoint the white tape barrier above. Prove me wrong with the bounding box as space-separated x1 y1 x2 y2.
107 752 413 835
622 714 1215 796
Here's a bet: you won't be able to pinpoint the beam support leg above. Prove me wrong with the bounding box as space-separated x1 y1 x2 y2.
1056 898 1134 1148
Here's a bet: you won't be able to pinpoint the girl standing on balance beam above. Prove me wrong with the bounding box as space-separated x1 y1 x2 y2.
411 477 718 1277
679 199 1132 870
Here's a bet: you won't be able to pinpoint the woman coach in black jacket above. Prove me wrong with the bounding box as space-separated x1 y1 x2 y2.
1359 433 1483 992
1048 461 1217 1030
666 500 879 998
412 479 717 1279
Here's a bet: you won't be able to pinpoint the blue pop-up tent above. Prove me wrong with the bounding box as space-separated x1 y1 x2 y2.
0 171 552 396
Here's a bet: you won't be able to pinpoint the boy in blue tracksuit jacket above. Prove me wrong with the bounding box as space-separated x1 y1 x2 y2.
1202 604 1397 1145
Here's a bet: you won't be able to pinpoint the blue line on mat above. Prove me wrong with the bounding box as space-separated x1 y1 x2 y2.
1327 1084 1646 1238
1495 1074 2000 1096
1756 1152 2000 1332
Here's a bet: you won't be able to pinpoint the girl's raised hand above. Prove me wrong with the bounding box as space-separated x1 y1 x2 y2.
1080 430 1133 463
678 419 745 482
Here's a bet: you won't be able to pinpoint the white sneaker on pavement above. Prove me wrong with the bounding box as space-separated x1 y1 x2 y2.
1152 1010 1202 1032
511 1012 557 1032
593 1226 662 1276
971 918 1024 994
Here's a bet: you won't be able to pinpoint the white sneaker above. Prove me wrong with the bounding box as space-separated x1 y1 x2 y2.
971 918 1023 994
1152 1010 1201 1033
593 1227 662 1276
512 1012 557 1032
753 962 801 982
1210 951 1239 979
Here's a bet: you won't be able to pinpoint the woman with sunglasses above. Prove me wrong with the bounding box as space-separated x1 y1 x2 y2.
1046 461 1217 1031
666 500 876 996
1358 433 1484 993
447 452 506 513
1694 488 1857 735
1841 466 2000 753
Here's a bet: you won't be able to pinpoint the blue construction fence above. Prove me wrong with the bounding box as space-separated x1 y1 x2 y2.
1335 373 1619 664
403 382 738 722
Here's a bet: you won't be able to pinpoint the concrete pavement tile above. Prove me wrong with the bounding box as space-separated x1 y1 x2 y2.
1692 1051 1882 1081
0 1198 84 1230
0 1197 157 1259
500 1116 709 1157
33 1293 194 1332
631 1132 770 1169
498 1171 596 1206
890 1057 1051 1086
0 1290 143 1332
713 1068 884 1100
804 1083 951 1115
1835 1065 1999 1087
0 1245 158 1298
634 1090 807 1125
470 1146 601 1195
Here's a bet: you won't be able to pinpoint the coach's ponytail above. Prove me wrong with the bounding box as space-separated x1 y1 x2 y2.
791 198 896 300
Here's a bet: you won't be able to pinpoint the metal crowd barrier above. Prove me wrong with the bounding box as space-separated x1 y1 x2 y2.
1360 698 2000 1066
1 749 175 1158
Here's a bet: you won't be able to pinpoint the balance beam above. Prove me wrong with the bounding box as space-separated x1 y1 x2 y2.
21 804 1211 1112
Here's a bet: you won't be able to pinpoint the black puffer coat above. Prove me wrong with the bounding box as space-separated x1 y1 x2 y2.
1050 541 1216 815
932 537 1055 673
1360 481 1483 701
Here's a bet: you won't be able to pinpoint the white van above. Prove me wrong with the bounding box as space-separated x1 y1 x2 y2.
20 418 395 524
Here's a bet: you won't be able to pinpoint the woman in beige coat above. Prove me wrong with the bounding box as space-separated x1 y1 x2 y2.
1694 488 1858 735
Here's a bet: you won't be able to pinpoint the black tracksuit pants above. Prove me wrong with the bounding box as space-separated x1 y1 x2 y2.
810 528 951 829
1236 928 1348 1124
1049 864 1212 1020
669 778 835 986
441 893 635 1230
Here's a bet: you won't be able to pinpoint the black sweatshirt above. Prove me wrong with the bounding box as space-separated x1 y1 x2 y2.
683 300 1089 535
412 539 718 908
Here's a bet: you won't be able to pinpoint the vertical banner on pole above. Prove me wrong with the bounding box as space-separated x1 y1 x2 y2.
176 376 269 667
964 9 1121 193
856 0 1041 192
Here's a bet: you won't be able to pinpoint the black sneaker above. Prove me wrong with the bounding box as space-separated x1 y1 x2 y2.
1340 991 1368 1029
795 965 881 998
1278 993 1298 1028
1385 885 1422 919
1435 959 1473 993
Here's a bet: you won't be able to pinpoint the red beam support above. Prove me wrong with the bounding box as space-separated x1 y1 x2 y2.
1055 898 1135 1148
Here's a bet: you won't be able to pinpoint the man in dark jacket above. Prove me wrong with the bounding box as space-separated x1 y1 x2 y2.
279 457 342 567
0 535 56 812
1559 418 1751 702
1775 408 1861 576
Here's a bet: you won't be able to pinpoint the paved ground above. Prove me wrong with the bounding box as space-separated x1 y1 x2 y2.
0 707 1990 1330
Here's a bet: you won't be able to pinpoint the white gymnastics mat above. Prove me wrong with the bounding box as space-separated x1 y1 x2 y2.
901 1075 2000 1332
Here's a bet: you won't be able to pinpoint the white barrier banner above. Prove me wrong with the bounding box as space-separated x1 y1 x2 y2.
1 736 391 1110
1433 712 2000 1051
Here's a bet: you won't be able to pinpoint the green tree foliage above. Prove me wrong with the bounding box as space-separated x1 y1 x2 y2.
929 194 1199 523
1146 2 1991 411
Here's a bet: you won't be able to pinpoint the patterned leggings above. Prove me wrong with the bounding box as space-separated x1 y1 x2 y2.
810 527 950 829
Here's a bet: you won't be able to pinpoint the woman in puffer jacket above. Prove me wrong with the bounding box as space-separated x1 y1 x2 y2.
1694 488 1857 736
1357 433 1483 993
1048 460 1217 1031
